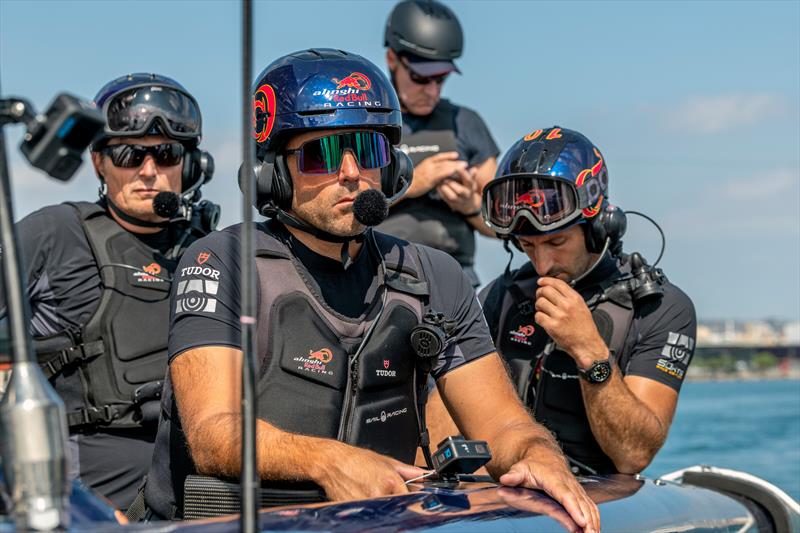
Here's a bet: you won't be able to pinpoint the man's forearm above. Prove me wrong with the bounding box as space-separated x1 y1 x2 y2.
579 371 666 473
189 412 343 484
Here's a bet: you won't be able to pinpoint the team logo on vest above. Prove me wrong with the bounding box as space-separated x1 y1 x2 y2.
133 262 164 284
509 324 535 346
376 359 396 377
196 251 210 265
175 278 219 314
293 348 334 376
365 407 407 425
315 72 381 109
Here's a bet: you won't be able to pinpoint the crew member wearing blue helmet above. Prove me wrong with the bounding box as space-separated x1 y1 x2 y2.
142 51 599 532
377 0 500 286
0 73 218 510
426 127 696 476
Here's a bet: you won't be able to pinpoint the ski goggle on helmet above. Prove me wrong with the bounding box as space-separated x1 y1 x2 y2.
482 127 609 236
93 73 202 142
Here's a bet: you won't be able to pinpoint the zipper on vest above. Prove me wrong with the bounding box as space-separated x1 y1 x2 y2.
337 358 359 442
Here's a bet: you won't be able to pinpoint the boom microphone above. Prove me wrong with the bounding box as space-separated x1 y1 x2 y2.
353 189 389 227
153 191 180 219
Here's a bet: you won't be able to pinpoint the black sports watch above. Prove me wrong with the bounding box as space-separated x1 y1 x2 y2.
579 359 612 384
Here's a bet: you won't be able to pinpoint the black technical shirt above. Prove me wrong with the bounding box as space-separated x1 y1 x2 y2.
0 202 176 337
402 99 500 167
480 255 697 392
168 221 496 379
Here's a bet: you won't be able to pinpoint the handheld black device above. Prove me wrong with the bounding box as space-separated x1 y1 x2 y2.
0 93 104 181
432 436 492 480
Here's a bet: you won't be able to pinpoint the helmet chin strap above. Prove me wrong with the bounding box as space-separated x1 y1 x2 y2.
274 209 365 268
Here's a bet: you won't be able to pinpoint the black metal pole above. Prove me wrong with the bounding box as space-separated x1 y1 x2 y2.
0 111 35 367
239 0 259 531
0 90 69 530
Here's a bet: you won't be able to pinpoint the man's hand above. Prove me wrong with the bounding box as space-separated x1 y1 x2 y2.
535 277 609 369
437 166 481 216
499 453 600 533
406 151 468 198
316 443 429 501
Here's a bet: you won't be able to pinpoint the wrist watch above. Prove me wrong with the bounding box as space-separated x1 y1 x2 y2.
578 358 612 384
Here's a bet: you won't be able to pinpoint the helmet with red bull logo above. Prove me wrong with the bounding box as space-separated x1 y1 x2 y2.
251 48 402 161
483 127 610 237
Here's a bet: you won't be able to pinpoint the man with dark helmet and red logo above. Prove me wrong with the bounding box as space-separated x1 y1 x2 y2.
0 74 218 510
427 127 697 477
141 51 599 531
377 0 500 287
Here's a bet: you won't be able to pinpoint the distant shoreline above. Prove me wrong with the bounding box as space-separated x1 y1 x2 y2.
686 372 800 383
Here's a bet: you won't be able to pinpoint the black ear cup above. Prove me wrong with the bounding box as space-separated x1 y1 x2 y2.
382 149 413 199
181 149 214 193
244 153 294 214
585 204 627 253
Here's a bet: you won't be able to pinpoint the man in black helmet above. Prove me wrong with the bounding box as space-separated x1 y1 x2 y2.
0 74 218 510
379 0 499 286
426 127 696 476
143 51 599 532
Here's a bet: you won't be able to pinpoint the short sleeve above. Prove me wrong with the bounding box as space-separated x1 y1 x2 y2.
419 246 496 379
622 284 697 392
454 105 500 167
478 276 506 342
168 227 245 361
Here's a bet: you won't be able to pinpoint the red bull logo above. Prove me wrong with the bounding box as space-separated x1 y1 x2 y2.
517 325 535 337
143 263 161 276
308 348 333 364
515 189 546 208
252 83 277 143
509 324 535 346
332 72 371 91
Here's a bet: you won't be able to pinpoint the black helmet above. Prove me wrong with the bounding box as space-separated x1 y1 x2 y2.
384 0 463 63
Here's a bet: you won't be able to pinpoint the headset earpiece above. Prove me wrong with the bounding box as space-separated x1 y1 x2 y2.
181 149 214 193
382 148 412 199
585 204 627 254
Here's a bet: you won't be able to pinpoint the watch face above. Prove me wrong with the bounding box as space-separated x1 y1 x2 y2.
588 361 612 383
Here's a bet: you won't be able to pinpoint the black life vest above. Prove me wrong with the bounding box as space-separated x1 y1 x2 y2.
493 262 637 474
34 202 201 430
253 230 431 465
377 100 475 268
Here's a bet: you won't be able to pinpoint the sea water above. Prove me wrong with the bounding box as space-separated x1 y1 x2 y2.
644 379 800 500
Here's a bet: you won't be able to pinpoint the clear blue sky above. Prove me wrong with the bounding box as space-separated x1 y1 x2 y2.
1 0 798 321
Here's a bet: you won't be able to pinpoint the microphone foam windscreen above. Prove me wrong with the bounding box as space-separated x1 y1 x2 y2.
353 189 389 227
153 191 180 219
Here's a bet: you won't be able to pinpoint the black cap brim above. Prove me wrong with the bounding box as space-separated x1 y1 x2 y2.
405 57 460 77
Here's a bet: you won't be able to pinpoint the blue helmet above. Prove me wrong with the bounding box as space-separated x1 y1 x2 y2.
252 48 402 160
93 73 203 147
485 126 610 237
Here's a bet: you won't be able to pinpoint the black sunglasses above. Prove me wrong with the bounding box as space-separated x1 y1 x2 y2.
99 143 185 168
400 59 449 86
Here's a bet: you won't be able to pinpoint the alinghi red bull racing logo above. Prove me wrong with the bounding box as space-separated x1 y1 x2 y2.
313 72 381 109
